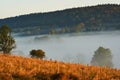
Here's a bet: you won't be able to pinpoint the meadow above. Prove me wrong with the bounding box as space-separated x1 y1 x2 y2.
0 54 120 80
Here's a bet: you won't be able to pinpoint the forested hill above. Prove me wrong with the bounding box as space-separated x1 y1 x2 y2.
0 4 120 36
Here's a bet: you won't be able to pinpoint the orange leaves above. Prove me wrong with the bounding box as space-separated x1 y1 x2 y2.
0 53 120 80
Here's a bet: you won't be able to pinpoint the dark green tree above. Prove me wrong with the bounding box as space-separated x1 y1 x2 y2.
0 25 16 53
91 47 113 67
30 49 45 59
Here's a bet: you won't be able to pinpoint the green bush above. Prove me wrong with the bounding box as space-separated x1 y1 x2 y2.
30 49 45 59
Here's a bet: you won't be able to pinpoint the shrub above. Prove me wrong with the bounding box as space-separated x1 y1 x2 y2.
30 49 45 59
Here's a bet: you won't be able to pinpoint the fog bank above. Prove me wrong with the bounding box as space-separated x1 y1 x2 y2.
13 31 120 68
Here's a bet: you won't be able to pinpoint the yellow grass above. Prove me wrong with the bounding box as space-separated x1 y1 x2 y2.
0 53 120 80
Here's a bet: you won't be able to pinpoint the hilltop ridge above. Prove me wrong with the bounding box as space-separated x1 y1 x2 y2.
0 4 120 36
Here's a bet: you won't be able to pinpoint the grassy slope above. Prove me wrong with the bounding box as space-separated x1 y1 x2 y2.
0 54 120 80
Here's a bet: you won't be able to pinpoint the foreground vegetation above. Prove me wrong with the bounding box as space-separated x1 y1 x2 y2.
0 54 120 80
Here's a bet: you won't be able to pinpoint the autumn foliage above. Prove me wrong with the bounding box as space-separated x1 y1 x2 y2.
0 54 120 80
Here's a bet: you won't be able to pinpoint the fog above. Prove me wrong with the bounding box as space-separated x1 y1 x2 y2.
13 31 120 68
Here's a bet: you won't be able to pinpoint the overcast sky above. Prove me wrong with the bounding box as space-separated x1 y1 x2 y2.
0 0 120 19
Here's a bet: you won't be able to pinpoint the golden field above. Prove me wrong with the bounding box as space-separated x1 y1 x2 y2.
0 54 120 80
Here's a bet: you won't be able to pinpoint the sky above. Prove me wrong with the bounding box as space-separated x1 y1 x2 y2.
0 0 120 19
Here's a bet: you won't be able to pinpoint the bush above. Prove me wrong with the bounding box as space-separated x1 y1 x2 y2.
30 49 45 59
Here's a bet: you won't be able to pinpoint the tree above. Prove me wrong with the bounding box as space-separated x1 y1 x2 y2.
49 28 57 35
75 22 85 32
60 28 66 33
91 47 113 67
0 25 16 53
30 49 45 59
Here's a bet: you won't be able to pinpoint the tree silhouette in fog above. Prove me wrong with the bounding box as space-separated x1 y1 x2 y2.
0 25 16 53
91 47 113 67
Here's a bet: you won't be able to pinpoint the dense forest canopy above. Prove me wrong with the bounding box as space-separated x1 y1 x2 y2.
0 4 120 36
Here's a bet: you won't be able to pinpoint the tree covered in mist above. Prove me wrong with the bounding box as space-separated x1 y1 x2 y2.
0 25 16 53
91 47 113 67
30 49 45 59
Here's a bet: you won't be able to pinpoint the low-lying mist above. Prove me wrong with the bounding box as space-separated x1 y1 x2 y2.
13 31 120 68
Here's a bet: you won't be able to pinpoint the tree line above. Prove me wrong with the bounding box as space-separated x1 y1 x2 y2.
0 4 119 36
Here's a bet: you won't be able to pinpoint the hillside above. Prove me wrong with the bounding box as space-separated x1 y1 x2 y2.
0 4 120 36
0 54 120 80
